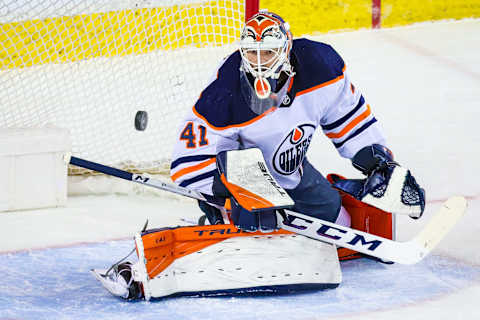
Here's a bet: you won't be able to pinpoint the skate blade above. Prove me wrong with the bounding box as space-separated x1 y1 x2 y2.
91 268 129 299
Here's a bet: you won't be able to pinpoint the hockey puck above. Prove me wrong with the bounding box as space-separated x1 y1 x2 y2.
135 110 148 131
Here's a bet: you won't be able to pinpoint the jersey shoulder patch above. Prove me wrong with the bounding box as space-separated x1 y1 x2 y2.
290 39 346 94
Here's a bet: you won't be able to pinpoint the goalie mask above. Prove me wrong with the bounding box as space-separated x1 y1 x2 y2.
239 10 294 101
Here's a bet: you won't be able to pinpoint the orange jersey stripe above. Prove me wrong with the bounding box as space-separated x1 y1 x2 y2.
287 76 294 92
171 157 216 182
326 104 372 139
192 105 276 131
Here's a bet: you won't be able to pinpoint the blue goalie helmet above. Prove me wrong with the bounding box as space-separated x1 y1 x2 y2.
239 10 294 99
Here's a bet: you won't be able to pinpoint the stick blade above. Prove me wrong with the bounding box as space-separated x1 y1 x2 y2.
413 196 467 260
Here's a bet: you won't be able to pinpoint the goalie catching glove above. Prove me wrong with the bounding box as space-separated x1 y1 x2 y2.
333 144 425 219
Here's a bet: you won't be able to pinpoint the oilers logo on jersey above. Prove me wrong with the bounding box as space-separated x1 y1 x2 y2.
273 124 315 175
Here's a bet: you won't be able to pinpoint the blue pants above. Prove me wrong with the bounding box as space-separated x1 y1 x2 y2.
285 160 342 222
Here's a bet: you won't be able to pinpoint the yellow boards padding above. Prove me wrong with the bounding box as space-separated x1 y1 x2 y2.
382 0 480 27
261 0 480 34
260 0 373 36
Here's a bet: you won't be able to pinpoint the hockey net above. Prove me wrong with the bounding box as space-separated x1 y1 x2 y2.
0 0 257 192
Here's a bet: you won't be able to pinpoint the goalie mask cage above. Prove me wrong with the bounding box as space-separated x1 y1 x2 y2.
0 0 258 178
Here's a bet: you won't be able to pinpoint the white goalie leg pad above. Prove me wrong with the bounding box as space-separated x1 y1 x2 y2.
133 234 341 300
133 233 152 300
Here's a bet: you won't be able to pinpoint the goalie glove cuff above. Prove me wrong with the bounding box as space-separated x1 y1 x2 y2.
230 197 278 233
352 144 396 176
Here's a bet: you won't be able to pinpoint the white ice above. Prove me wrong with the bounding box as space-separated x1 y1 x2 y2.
1 19 479 320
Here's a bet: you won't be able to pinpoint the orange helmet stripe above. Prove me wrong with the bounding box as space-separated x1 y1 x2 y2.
245 17 277 41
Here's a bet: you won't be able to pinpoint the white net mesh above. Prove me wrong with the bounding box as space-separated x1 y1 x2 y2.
0 0 246 176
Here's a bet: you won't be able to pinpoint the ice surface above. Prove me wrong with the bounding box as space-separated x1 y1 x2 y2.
1 19 480 319
1 242 479 320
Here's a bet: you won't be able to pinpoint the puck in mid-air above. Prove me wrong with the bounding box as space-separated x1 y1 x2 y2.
135 110 148 131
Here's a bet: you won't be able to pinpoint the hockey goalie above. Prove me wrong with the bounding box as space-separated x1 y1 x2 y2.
90 10 461 301
92 146 427 301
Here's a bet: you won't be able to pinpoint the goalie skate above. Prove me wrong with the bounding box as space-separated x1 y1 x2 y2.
91 262 142 300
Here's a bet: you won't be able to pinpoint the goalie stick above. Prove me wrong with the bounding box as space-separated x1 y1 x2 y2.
69 155 293 211
69 155 467 265
278 196 466 265
69 156 209 202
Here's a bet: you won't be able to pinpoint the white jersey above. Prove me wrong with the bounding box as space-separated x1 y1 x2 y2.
170 39 386 196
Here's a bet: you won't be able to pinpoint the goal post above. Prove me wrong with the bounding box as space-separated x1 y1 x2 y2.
0 0 259 186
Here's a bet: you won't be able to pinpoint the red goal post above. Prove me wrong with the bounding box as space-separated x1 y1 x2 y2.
372 0 382 29
246 0 260 21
